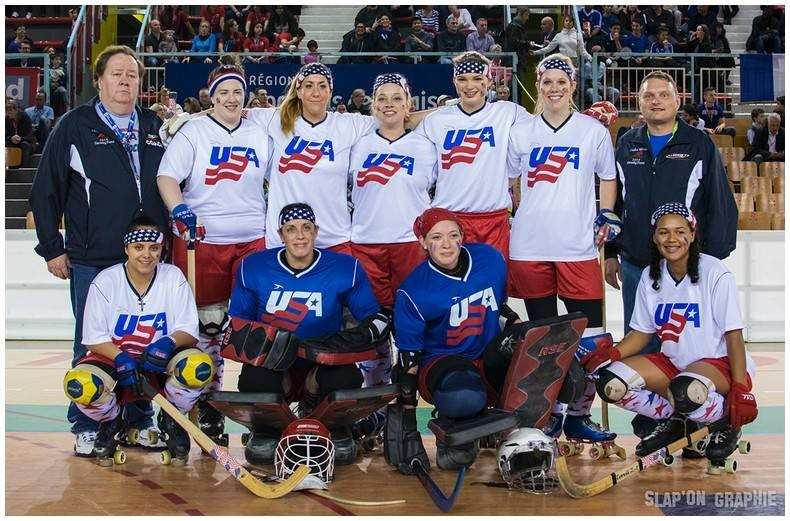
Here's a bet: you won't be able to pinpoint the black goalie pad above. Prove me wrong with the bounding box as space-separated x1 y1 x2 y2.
428 409 519 447
207 391 296 432
220 317 293 368
297 337 387 365
311 384 399 428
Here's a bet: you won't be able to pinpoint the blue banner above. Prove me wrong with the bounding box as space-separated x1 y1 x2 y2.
164 62 456 110
739 54 774 102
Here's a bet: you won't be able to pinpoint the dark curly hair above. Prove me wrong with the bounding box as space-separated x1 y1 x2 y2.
648 223 700 291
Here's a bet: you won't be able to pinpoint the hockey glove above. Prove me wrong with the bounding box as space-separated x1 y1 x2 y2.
582 100 618 127
594 209 622 247
158 108 214 146
114 351 139 388
171 203 203 241
141 336 176 374
580 342 621 374
726 381 758 428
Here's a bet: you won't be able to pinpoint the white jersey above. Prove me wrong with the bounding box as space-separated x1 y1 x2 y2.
507 112 616 261
259 109 377 248
631 254 755 376
350 130 437 244
415 100 531 212
82 263 200 357
157 111 276 244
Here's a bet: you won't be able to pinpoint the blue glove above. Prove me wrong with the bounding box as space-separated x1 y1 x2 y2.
172 203 198 240
114 351 139 388
593 209 622 245
141 336 176 374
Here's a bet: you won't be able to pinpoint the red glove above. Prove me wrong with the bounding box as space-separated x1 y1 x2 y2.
580 343 621 374
582 100 619 127
726 381 758 428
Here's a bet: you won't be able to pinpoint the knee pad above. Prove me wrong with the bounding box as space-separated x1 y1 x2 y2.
63 363 115 406
558 358 587 404
429 358 487 419
668 373 713 414
595 361 645 403
167 348 215 389
198 302 229 338
314 364 364 396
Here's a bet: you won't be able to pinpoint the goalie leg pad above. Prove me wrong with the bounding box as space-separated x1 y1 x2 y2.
384 403 429 474
596 361 646 403
557 358 587 404
668 373 713 414
314 364 364 397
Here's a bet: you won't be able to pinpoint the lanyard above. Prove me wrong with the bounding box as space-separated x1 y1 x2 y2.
97 102 140 195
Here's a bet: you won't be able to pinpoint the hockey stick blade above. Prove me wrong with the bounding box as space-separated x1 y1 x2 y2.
141 379 309 498
412 459 466 513
556 417 730 498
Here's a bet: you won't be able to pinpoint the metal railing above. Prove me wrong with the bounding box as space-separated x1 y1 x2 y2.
135 5 154 53
4 54 51 102
65 5 86 108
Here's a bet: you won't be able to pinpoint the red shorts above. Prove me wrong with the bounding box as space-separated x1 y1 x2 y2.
351 241 425 306
454 209 510 259
644 353 754 390
172 237 266 307
508 258 603 300
327 242 352 255
416 356 498 406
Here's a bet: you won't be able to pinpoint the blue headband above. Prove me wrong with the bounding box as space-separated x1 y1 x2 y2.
372 73 411 97
208 72 246 97
124 228 163 245
650 202 697 229
453 59 490 78
279 203 316 227
538 58 576 81
295 63 333 90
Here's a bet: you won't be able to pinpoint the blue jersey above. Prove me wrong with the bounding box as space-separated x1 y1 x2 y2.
229 248 380 339
394 243 507 364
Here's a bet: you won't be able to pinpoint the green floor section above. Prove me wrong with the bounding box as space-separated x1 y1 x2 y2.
6 404 785 435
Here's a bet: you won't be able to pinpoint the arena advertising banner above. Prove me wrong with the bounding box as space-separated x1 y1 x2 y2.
164 62 456 109
5 67 40 107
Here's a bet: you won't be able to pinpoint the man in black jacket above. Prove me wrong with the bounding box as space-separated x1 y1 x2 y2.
338 22 375 64
29 45 169 457
606 71 737 438
435 17 466 63
746 113 784 162
5 97 35 167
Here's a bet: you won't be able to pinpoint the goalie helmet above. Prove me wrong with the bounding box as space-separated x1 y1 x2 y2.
497 428 558 494
275 419 335 483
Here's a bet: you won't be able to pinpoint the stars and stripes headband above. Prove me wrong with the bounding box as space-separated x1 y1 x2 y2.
124 228 164 245
650 202 697 229
372 73 411 97
295 63 333 90
279 203 316 227
208 72 246 97
453 59 490 78
537 58 576 81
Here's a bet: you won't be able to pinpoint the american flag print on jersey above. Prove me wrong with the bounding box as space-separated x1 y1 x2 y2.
278 136 335 174
441 126 495 170
205 146 260 185
526 146 580 187
263 290 323 331
111 313 168 355
654 302 701 343
447 287 498 346
356 153 415 187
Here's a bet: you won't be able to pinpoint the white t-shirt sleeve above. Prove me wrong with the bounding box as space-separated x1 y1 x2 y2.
711 272 744 333
513 102 532 125
346 112 378 144
506 125 526 179
168 269 200 340
82 278 113 346
245 107 278 130
594 126 617 181
412 117 431 141
629 272 656 334
157 129 196 183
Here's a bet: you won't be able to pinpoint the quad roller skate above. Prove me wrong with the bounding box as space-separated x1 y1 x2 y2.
705 426 750 475
197 398 229 448
352 409 385 452
558 415 625 460
95 415 130 467
157 409 191 466
116 425 164 450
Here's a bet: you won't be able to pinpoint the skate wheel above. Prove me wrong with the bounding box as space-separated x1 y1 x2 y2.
706 461 723 475
97 457 113 468
113 449 127 465
693 439 708 453
723 458 737 474
572 442 584 456
160 450 172 465
126 428 139 444
558 442 574 457
241 433 250 446
662 455 675 466
738 440 751 454
589 446 603 460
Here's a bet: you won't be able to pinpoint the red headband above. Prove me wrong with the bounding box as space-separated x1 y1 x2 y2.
413 208 462 238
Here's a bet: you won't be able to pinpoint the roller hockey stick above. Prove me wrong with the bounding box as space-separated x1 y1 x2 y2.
139 379 309 498
556 417 729 498
411 459 465 513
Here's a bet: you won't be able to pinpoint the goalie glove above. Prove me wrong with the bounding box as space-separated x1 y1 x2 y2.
583 100 618 127
158 108 214 146
594 209 622 247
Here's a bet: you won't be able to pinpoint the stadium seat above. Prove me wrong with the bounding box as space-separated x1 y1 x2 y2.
761 162 785 178
739 176 772 196
710 134 733 147
6 148 21 169
737 211 772 230
719 146 745 164
755 194 784 213
771 212 785 230
729 161 758 184
733 193 755 213
773 176 784 194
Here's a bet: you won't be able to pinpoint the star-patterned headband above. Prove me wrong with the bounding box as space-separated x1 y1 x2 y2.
372 73 411 98
650 202 697 229
208 72 246 97
537 58 576 81
453 59 490 79
295 63 333 91
124 228 164 246
279 203 316 227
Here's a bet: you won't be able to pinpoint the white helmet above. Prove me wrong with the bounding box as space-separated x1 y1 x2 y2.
275 419 335 484
497 428 557 494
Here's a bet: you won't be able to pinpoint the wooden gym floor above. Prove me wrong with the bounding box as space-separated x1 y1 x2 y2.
6 341 786 516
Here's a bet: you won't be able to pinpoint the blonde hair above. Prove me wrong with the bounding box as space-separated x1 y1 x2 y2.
279 78 302 135
533 53 577 116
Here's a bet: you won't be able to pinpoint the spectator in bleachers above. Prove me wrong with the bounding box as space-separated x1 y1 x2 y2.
405 17 434 59
746 113 784 162
157 86 183 120
447 5 474 35
504 7 530 60
158 6 194 41
582 59 620 106
624 5 648 31
685 5 716 37
183 96 201 114
537 16 556 48
338 21 375 64
533 15 590 64
189 20 217 63
372 14 403 63
144 19 164 66
6 97 35 167
466 17 495 53
303 40 321 64
25 90 54 152
201 6 225 36
198 87 212 110
645 5 676 38
747 108 766 147
746 6 783 54
495 83 510 102
648 27 675 61
436 17 466 64
6 25 32 53
271 26 306 62
244 6 269 37
335 102 347 114
577 5 602 38
158 30 180 62
698 88 736 140
597 21 624 52
217 19 242 53
415 5 440 35
243 22 270 63
601 5 620 34
247 96 262 108
679 104 707 130
269 5 298 35
49 52 69 117
8 41 34 67
721 6 740 25
149 102 167 120
347 88 371 116
225 5 248 25
774 96 784 127
253 88 271 108
623 19 649 53
355 5 389 30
